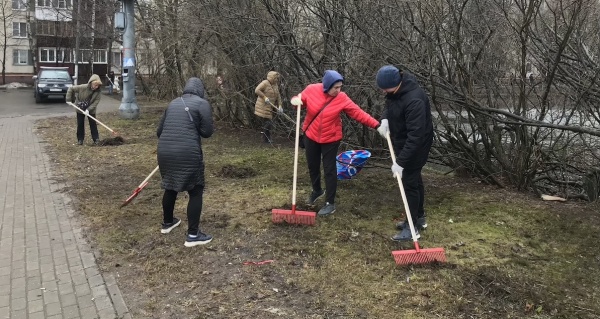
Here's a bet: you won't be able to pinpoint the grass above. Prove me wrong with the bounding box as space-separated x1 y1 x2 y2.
36 106 600 319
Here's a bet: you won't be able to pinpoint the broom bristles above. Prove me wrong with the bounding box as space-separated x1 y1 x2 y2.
272 209 316 225
392 248 446 265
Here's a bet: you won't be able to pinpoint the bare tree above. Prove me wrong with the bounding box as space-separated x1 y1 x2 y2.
0 0 12 84
132 0 600 200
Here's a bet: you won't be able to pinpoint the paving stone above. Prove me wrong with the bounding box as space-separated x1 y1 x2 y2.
27 299 44 314
28 311 46 319
0 115 129 319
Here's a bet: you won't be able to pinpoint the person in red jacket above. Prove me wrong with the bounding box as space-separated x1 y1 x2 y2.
291 70 381 216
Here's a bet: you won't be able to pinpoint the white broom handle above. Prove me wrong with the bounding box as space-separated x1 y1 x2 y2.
67 101 116 134
266 99 296 125
140 165 160 188
385 132 420 243
105 74 115 85
291 102 302 206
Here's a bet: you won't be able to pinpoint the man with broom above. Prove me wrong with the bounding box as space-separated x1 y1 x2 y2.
375 65 434 241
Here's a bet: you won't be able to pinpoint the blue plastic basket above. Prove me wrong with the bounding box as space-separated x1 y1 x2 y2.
336 150 371 180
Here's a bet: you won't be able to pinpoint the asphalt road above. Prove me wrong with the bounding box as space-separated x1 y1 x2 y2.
0 88 72 119
0 87 121 119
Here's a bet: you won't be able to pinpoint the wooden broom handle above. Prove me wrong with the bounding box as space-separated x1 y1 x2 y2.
385 132 420 246
67 102 116 134
291 101 302 206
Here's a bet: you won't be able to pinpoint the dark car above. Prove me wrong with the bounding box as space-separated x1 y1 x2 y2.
33 67 75 103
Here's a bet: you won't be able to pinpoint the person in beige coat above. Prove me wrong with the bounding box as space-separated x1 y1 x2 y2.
254 71 282 143
66 74 103 145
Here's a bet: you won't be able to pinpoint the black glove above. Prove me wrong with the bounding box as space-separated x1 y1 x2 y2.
77 100 90 111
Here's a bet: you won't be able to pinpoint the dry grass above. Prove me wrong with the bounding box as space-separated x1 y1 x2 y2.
36 107 600 319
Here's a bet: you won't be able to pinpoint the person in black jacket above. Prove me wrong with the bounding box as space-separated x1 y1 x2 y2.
157 77 214 247
375 65 434 241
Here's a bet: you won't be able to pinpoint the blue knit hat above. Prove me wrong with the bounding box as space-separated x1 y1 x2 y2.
376 65 402 89
322 70 344 92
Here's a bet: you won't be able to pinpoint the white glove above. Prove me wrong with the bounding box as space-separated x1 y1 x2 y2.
84 109 89 116
377 119 389 138
291 93 302 106
277 106 283 114
264 97 270 104
391 162 403 178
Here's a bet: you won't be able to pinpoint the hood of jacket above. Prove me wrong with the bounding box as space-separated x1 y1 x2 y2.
322 70 344 92
266 71 279 84
88 74 101 84
87 74 101 90
182 77 205 98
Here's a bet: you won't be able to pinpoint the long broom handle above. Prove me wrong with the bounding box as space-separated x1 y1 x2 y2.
105 74 115 86
67 102 116 134
291 101 302 207
266 99 296 125
385 132 421 251
140 165 160 188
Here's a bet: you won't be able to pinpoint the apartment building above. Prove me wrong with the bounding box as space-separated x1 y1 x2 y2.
2 0 122 84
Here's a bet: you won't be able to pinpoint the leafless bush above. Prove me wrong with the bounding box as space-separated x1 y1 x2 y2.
137 0 600 200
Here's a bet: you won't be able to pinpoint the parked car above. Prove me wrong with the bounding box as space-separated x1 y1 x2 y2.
33 67 75 103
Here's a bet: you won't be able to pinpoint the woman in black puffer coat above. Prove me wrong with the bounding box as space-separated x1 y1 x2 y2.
157 77 214 247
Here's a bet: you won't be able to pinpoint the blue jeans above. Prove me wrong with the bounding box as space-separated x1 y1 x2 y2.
107 85 113 95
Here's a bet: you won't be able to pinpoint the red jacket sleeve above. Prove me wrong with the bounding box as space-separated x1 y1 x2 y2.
341 94 379 128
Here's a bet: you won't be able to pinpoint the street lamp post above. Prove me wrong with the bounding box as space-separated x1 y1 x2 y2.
118 0 139 119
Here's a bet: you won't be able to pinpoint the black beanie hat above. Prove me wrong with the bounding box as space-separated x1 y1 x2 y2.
376 65 402 89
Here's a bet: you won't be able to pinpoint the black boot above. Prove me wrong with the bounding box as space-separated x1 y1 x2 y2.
77 140 83 145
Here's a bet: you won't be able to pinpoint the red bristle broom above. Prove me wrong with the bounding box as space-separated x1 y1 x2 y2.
271 93 316 225
385 132 446 265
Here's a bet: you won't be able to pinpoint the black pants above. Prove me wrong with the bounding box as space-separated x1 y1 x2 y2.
76 112 99 142
305 136 340 204
162 184 204 235
259 117 273 142
402 167 426 224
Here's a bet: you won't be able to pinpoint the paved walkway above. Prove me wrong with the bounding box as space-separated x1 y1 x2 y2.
0 104 131 318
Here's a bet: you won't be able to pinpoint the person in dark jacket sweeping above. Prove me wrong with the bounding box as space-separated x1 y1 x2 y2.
157 77 214 247
375 65 434 241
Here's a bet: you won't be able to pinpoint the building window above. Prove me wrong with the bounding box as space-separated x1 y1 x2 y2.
36 0 70 8
36 21 56 36
12 22 27 38
57 49 72 62
94 50 106 63
36 21 73 37
12 0 27 9
57 0 70 9
78 49 92 63
112 52 121 67
75 49 107 63
39 48 56 62
38 48 72 63
13 49 31 65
